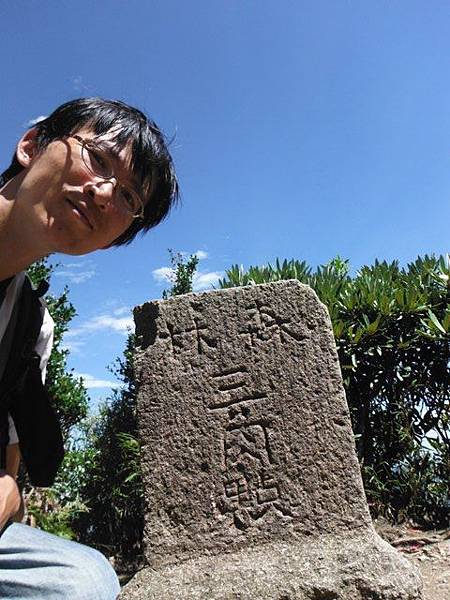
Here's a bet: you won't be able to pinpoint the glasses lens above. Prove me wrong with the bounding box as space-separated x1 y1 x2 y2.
78 139 143 218
82 143 113 178
116 185 143 217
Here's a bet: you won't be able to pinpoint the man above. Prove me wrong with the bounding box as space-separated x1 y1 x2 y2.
0 97 178 598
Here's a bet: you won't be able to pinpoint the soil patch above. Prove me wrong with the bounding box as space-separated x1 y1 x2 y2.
374 519 450 600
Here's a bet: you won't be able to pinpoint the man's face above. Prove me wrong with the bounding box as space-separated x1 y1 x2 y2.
15 126 139 255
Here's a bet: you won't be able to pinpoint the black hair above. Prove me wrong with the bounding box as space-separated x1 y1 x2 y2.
0 97 179 246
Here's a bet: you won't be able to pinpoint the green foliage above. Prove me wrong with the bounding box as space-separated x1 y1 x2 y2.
26 486 87 540
220 255 450 527
73 334 144 557
162 249 199 298
218 258 313 288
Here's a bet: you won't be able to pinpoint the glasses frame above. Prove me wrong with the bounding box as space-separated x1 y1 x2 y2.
71 134 144 219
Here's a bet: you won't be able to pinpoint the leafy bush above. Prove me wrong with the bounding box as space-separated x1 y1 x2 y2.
162 249 199 298
72 334 143 557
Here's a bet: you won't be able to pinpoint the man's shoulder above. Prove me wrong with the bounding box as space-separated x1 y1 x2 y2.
0 271 26 301
8 272 49 351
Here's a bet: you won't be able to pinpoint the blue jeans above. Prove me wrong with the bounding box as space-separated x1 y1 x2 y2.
0 522 120 599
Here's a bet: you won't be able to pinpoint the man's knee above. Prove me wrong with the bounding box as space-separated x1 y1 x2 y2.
0 525 120 600
64 544 120 600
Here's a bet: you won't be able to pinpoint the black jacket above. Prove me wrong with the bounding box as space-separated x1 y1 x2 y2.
0 276 64 486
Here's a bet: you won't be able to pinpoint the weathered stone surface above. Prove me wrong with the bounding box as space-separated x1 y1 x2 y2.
121 281 422 599
122 533 421 599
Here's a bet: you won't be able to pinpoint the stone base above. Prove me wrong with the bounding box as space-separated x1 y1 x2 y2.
120 531 422 599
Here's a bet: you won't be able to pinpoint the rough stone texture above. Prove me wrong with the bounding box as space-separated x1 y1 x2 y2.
122 533 421 599
121 281 422 599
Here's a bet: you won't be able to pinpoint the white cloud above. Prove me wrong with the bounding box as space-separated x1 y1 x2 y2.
72 75 89 92
193 271 224 291
88 315 134 333
75 372 123 390
63 262 88 268
27 115 47 126
54 269 96 284
54 260 96 284
66 313 134 338
113 306 131 316
152 266 174 283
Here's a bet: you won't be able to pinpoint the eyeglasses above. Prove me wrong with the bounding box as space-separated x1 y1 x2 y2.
71 135 144 219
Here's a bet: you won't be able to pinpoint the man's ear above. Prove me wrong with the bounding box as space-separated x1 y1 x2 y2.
16 127 39 168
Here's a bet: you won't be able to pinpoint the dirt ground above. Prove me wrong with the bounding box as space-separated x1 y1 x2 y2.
374 519 450 600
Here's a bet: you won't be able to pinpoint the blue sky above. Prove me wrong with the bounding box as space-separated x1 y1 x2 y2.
2 1 450 403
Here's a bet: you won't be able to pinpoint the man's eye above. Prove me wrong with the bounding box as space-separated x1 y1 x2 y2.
86 146 110 174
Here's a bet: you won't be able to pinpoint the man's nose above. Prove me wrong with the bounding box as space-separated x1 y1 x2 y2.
84 179 117 210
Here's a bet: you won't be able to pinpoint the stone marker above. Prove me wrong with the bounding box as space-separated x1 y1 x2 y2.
121 281 422 599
